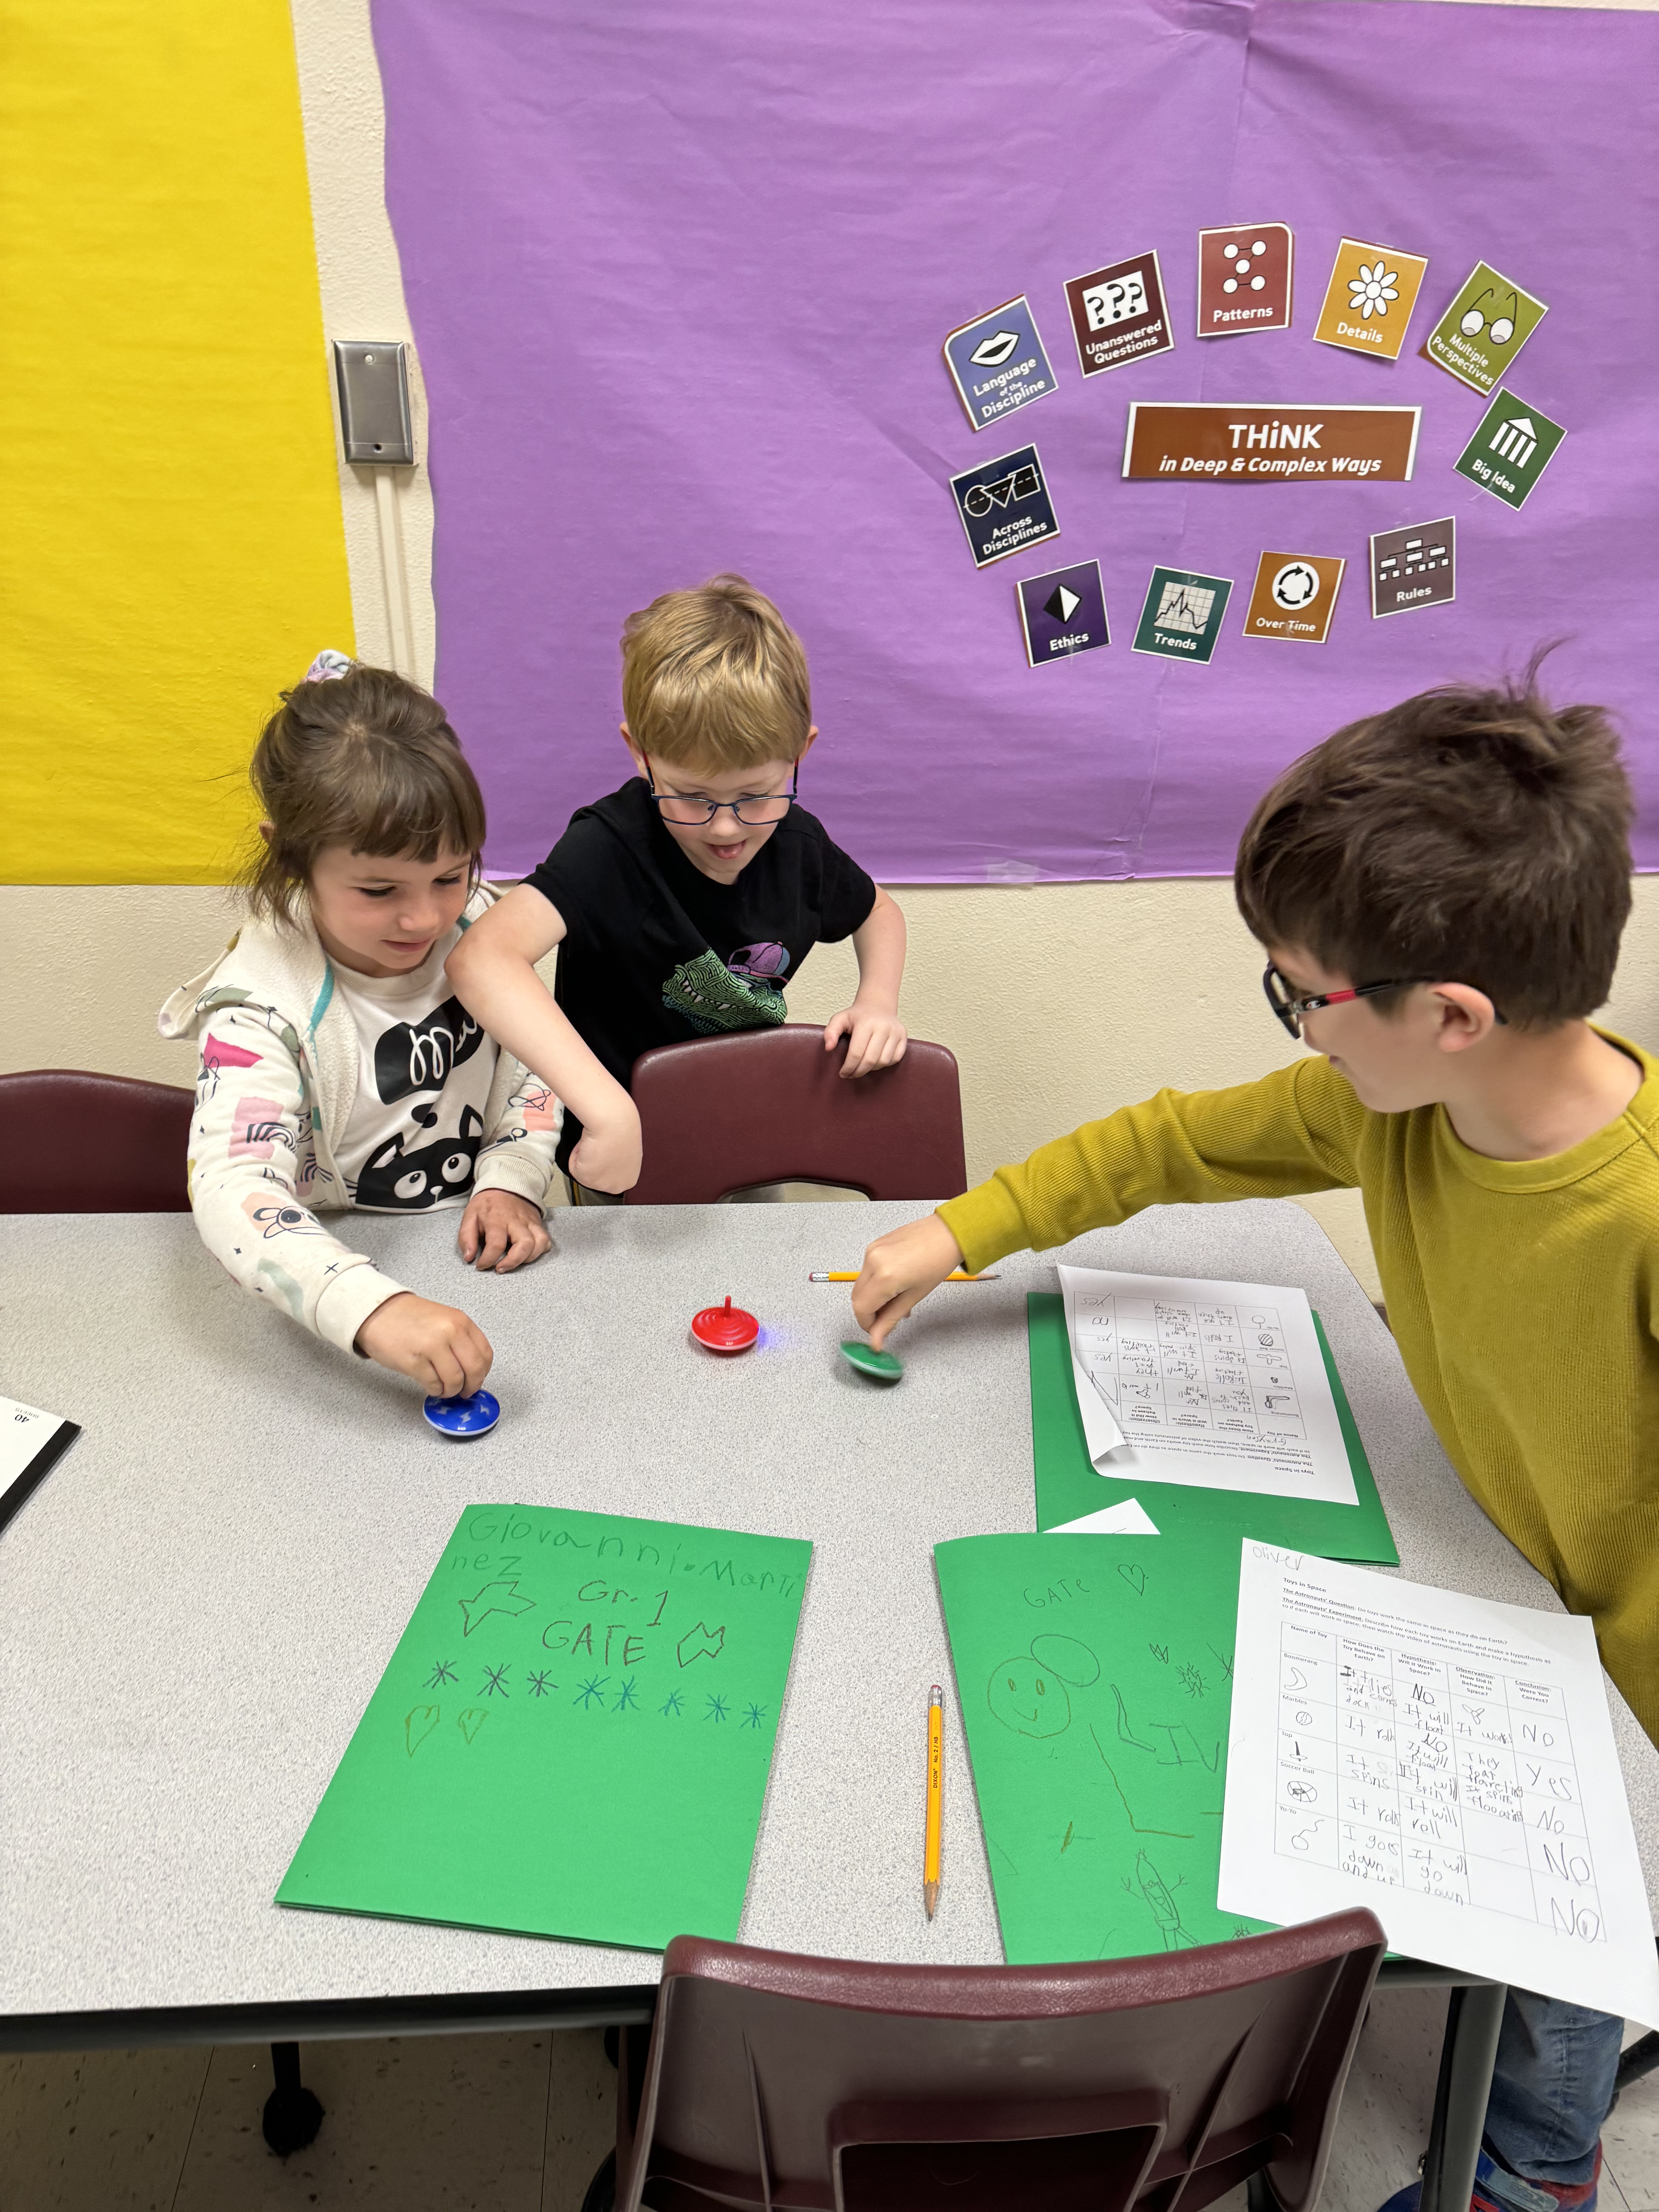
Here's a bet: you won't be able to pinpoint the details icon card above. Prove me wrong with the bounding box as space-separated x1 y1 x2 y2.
1453 389 1565 510
1196 225 1293 336
1314 239 1430 360
1242 552 1345 644
1424 263 1549 395
1064 251 1175 376
950 444 1060 567
1016 560 1109 667
1132 567 1234 663
943 297 1058 430
1369 519 1455 618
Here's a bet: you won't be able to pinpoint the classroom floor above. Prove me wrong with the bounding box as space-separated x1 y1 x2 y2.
2 1997 1654 2212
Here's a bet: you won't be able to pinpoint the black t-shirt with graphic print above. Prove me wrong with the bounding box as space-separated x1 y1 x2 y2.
525 776 877 1173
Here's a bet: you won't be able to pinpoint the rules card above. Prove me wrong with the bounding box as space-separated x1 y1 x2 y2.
1064 251 1174 375
1369 519 1455 618
1016 560 1109 666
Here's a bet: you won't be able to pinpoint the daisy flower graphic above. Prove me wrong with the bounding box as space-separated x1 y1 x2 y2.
1347 262 1398 318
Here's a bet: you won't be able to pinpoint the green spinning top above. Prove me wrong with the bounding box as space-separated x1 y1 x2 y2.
840 1340 903 1383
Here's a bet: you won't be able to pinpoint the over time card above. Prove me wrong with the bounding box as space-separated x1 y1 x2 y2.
1243 553 1345 644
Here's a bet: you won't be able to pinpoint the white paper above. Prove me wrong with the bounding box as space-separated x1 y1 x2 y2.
1058 1266 1358 1507
1047 1497 1161 1535
1219 1544 1659 2025
0 1395 70 1486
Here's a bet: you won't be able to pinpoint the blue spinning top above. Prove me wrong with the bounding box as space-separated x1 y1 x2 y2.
423 1388 501 1437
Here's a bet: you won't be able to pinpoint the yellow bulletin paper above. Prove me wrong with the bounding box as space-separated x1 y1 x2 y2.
1314 239 1430 362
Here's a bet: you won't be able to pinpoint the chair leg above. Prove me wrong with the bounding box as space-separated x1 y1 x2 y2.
262 2040 325 2156
1247 2169 1281 2212
581 2148 618 2212
1419 1985 1505 2212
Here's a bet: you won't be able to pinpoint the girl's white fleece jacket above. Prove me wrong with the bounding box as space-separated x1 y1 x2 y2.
157 887 560 1353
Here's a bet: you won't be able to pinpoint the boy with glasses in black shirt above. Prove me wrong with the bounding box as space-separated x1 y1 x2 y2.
447 574 908 1200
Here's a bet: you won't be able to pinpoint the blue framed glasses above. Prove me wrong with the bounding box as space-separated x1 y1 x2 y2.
644 752 799 827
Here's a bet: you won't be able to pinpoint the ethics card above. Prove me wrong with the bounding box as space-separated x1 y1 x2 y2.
1453 390 1565 510
1016 560 1109 666
943 297 1058 430
1132 567 1233 663
950 444 1060 567
1425 263 1549 394
1065 251 1174 375
1242 553 1345 644
1196 225 1293 336
1369 519 1455 618
1314 239 1430 361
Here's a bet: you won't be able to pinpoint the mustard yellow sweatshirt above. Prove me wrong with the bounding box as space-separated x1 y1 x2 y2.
938 1034 1659 1746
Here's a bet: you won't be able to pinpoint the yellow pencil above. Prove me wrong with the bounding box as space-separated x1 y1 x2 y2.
924 1683 944 1919
807 1270 997 1283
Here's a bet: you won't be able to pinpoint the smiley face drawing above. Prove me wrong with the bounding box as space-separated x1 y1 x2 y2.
987 1634 1101 1738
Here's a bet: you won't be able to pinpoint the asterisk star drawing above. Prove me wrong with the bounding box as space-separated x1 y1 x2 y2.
526 1670 554 1698
613 1677 639 1712
704 1693 730 1723
426 1660 458 1688
659 1691 685 1717
742 1702 767 1730
575 1675 608 1710
482 1664 510 1698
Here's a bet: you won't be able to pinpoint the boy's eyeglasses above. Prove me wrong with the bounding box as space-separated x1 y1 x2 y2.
1262 963 1434 1039
644 752 799 827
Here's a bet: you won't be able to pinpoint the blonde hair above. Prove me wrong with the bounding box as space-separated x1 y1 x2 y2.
620 575 811 771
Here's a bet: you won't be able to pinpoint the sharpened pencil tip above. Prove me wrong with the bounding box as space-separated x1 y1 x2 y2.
924 1881 940 1919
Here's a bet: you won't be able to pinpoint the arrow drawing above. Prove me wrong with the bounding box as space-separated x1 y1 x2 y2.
459 1580 536 1637
676 1621 726 1668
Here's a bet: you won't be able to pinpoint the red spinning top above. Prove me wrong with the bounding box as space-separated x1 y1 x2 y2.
691 1295 759 1354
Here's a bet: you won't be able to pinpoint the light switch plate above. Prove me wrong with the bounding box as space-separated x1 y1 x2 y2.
332 340 414 464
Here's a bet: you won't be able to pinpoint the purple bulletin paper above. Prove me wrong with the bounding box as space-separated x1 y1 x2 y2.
371 0 1659 882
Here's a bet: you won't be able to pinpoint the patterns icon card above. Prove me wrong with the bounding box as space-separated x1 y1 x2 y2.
1425 264 1549 395
1064 251 1175 375
1370 519 1456 618
1016 560 1109 666
943 297 1058 430
1314 239 1430 360
1132 567 1234 663
1243 552 1346 643
1196 225 1293 336
1453 389 1566 510
950 444 1060 567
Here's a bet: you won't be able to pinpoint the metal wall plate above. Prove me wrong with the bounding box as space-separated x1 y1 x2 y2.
332 340 414 464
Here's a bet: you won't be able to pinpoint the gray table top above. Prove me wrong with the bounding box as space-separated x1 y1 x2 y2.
2 1200 1654 2023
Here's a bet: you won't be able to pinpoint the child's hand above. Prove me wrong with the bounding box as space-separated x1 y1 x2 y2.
569 1106 643 1195
824 1005 908 1079
457 1188 550 1273
355 1291 494 1396
852 1213 965 1348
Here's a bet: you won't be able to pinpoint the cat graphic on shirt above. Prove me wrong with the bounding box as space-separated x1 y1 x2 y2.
354 1104 484 1211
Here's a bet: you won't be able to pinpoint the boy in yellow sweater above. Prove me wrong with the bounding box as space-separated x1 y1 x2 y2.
855 672 1655 2212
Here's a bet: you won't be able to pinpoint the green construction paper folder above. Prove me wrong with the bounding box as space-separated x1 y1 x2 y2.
1028 1291 1398 1564
936 1528 1273 1964
277 1504 812 1952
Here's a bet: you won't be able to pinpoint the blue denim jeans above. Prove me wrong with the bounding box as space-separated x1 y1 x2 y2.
1479 1990 1623 2205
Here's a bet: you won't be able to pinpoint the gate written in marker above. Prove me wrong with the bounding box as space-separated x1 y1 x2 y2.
1122 402 1420 481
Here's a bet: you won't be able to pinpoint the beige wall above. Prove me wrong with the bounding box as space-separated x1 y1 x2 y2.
5 0 1656 1310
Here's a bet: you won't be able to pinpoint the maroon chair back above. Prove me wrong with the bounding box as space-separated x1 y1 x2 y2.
624 1025 967 1204
614 1913 1384 2212
0 1069 194 1212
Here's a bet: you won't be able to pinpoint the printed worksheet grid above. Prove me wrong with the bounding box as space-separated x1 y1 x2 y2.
1274 1622 1605 1940
1077 1298 1307 1439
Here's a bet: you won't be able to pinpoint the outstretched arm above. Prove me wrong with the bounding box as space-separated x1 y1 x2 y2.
823 886 908 1078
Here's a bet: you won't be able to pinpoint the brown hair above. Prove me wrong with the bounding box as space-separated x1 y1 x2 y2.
244 661 487 924
1235 666 1633 1027
620 574 811 771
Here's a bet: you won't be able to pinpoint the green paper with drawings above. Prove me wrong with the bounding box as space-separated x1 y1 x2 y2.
278 1504 812 1952
935 1528 1270 1964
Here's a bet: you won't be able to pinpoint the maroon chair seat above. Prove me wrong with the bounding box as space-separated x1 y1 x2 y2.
625 1025 967 1204
599 1911 1385 2212
0 1068 194 1212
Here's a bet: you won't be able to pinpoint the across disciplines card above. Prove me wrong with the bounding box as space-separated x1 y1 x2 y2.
1243 552 1345 644
1196 224 1293 335
277 1504 812 1951
950 444 1060 567
1370 519 1455 618
1424 262 1548 395
943 297 1058 430
1132 567 1233 662
1016 560 1109 666
1454 389 1565 510
1064 251 1174 375
1314 239 1430 361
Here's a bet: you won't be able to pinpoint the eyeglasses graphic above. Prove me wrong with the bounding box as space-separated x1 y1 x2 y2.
1459 289 1519 346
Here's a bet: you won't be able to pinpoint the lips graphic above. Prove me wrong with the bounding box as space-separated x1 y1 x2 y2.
969 329 1021 367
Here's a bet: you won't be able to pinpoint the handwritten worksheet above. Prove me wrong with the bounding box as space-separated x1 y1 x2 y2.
1219 1546 1659 2022
1059 1267 1358 1507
